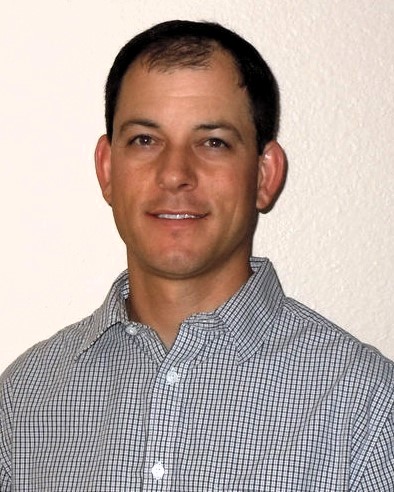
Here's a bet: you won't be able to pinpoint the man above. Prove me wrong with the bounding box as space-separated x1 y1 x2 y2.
0 20 393 491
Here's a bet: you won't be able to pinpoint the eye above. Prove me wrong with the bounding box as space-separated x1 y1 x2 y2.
204 138 229 149
129 134 154 146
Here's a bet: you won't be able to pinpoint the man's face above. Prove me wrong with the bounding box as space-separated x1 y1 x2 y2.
96 50 280 282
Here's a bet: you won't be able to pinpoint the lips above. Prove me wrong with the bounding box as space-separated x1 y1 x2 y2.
156 213 205 220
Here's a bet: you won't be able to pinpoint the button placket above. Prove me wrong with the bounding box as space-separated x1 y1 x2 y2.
143 362 186 488
144 322 210 489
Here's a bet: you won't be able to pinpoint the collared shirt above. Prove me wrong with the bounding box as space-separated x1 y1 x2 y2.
1 257 393 491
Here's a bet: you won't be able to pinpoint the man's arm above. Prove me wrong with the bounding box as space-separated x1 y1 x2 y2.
0 374 12 492
355 405 394 491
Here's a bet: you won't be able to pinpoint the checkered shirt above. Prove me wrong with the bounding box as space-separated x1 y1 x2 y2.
1 257 393 491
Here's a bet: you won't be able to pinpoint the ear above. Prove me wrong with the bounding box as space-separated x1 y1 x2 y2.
256 141 286 212
95 134 112 206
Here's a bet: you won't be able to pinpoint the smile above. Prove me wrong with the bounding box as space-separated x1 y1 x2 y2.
156 213 203 220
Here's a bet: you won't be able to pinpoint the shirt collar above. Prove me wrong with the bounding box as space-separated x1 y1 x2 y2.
214 257 285 362
77 270 130 356
76 257 285 360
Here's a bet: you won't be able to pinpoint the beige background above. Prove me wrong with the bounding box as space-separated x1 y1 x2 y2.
1 0 393 372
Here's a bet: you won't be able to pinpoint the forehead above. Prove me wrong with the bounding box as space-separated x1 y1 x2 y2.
114 49 253 126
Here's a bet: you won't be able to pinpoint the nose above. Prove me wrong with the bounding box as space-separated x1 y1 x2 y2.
156 145 197 192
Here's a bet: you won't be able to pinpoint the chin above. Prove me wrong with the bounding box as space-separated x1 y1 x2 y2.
144 250 214 279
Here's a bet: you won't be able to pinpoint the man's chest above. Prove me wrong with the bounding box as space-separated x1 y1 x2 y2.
12 347 352 490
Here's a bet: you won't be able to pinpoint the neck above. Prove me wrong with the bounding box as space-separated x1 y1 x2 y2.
127 260 252 349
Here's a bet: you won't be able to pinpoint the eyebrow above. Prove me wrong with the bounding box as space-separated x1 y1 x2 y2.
118 118 160 135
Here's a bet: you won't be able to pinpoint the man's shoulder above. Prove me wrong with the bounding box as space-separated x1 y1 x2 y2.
0 314 95 387
277 296 394 389
1 269 129 388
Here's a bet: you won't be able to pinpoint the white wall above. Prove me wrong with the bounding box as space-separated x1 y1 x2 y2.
1 0 393 372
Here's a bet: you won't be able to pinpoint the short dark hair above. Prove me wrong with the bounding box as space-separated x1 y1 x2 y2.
105 20 279 153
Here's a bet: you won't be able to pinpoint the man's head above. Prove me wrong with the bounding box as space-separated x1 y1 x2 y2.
96 20 285 285
105 20 279 154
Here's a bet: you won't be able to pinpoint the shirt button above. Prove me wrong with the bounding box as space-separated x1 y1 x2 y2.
151 461 165 480
166 368 180 385
125 324 138 336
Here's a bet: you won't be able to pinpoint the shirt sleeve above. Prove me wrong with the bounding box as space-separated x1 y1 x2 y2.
0 374 12 492
356 405 394 491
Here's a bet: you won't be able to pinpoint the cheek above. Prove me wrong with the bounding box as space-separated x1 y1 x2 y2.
111 163 148 201
219 168 258 203
210 178 258 231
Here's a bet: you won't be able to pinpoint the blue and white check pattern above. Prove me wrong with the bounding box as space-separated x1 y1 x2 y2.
1 257 393 490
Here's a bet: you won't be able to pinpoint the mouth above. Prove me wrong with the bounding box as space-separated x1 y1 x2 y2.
155 213 206 220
